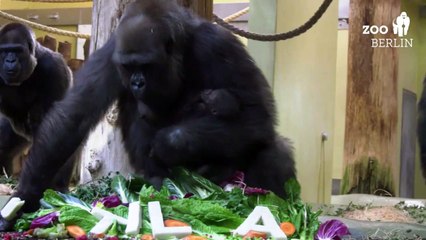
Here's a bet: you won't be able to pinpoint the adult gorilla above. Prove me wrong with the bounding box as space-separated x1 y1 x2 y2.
3 0 296 223
0 23 73 187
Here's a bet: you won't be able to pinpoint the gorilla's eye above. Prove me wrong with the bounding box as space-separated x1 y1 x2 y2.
122 63 153 73
122 64 139 73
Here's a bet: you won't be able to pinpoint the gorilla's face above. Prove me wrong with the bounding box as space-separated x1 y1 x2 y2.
113 14 183 114
0 27 37 86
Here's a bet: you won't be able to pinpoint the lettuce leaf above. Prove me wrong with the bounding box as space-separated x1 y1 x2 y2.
169 198 244 230
58 205 98 232
33 223 68 238
111 175 146 203
165 168 223 199
42 189 90 211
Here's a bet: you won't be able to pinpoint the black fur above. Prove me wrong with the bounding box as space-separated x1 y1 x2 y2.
12 0 296 217
0 23 72 182
417 76 426 180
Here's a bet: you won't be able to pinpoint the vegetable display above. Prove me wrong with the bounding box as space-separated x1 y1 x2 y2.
10 169 349 239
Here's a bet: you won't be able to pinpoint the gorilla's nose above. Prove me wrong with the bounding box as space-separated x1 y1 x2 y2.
5 58 16 63
130 73 145 90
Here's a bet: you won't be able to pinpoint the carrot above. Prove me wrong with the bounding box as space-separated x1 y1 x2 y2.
66 225 86 238
23 229 34 236
280 221 296 237
242 230 267 239
141 234 154 240
164 219 189 227
92 233 105 239
182 235 208 240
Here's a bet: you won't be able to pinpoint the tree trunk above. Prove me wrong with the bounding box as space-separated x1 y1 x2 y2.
79 0 214 183
79 0 133 184
342 0 400 195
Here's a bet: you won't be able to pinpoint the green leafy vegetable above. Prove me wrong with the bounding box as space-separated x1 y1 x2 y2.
72 173 115 203
284 178 301 202
171 198 244 229
111 175 141 203
13 171 322 240
42 189 90 211
166 168 223 199
106 205 128 219
58 205 98 232
33 223 68 238
14 209 56 231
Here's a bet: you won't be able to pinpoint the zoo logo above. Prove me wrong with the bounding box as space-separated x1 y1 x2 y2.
362 12 413 48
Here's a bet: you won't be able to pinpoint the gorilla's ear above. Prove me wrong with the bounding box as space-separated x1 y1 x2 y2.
28 30 37 54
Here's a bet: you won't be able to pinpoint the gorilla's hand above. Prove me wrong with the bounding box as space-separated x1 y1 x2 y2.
0 214 17 232
151 126 194 167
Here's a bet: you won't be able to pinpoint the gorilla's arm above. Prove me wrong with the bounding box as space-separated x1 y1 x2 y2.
418 77 426 180
16 39 125 211
27 45 72 134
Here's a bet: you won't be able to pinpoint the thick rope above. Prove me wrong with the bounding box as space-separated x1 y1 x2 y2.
213 0 333 41
0 10 91 39
223 7 249 23
11 0 91 2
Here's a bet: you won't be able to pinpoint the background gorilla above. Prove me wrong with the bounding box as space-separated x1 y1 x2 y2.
0 23 73 187
5 0 296 220
417 76 426 179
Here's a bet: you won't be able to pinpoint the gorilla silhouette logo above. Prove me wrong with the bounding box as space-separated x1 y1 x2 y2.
393 12 410 37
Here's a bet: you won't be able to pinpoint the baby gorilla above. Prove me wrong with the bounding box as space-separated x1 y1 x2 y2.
196 89 240 119
138 89 240 122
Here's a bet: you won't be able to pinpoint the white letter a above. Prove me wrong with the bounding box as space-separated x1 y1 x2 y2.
234 206 287 239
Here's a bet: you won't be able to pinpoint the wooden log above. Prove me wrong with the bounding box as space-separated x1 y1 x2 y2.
36 37 44 45
42 35 57 51
58 41 72 61
67 59 84 72
342 0 400 195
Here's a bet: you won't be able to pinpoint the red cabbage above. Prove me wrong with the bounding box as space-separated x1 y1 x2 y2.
169 195 179 200
221 171 269 195
221 171 245 188
244 186 270 195
91 195 122 208
315 219 350 240
30 211 59 229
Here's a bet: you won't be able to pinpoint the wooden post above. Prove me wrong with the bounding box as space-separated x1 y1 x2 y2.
42 35 57 51
342 0 400 195
58 41 72 61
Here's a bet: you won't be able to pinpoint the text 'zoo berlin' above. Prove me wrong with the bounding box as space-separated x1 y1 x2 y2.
363 12 413 48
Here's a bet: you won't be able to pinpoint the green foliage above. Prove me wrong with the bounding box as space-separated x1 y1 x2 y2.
72 173 117 203
42 189 91 211
0 174 18 188
395 201 426 224
58 205 98 232
32 223 68 238
14 209 56 231
13 169 321 239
